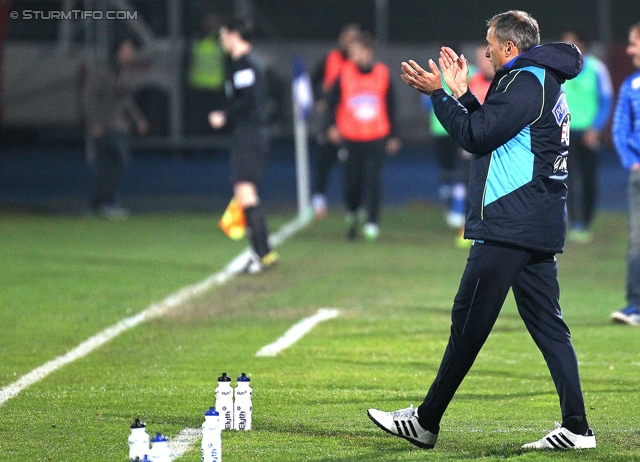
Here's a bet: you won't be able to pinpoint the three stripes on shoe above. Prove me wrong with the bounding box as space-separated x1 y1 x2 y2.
394 419 419 438
545 432 576 449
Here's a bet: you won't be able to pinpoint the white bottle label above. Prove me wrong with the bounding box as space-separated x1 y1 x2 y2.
201 435 221 462
215 386 234 430
233 388 252 430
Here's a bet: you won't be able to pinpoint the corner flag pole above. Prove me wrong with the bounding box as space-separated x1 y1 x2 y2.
292 57 313 218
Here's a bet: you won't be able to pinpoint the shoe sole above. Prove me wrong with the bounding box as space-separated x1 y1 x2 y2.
366 410 435 449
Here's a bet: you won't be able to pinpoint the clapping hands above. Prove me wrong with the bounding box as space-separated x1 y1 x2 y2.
438 47 469 98
400 47 469 99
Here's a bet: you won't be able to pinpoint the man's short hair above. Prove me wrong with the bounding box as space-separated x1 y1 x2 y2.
487 10 540 53
223 17 254 42
631 21 640 35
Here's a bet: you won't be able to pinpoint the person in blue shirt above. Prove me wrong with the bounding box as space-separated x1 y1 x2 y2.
611 21 640 326
561 30 614 243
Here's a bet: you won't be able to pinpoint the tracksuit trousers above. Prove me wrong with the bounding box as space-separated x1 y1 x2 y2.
417 239 587 433
627 168 640 308
91 131 129 210
313 140 340 197
343 139 385 224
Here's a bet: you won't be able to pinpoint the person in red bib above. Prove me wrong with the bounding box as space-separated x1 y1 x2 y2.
326 32 401 241
310 23 362 219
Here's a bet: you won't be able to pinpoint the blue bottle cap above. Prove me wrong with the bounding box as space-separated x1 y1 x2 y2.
237 372 250 382
205 406 220 416
217 372 231 382
130 418 146 429
152 433 167 443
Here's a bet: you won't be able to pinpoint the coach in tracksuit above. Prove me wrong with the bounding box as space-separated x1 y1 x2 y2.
367 10 595 451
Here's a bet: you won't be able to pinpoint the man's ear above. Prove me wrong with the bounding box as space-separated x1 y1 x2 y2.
505 41 515 56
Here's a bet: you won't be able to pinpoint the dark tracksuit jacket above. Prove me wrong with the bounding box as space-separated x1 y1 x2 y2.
431 42 583 253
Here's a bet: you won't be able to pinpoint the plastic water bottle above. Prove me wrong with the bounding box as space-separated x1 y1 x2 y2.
201 407 222 462
149 432 173 462
215 372 234 430
128 418 150 462
233 373 252 431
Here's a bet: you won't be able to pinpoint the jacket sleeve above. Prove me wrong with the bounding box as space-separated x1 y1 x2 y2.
457 90 482 113
123 94 146 126
325 76 341 127
612 82 640 170
431 70 542 155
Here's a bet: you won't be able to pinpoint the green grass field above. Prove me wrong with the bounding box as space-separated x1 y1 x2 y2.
1 205 638 461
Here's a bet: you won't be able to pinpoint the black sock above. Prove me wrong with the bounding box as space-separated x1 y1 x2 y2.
244 204 270 259
416 407 440 435
562 414 589 435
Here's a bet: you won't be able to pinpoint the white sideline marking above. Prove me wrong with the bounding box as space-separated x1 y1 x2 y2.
255 308 341 357
0 214 311 407
169 427 201 459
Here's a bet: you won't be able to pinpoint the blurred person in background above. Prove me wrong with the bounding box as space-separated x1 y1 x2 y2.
610 21 640 326
467 44 495 103
421 45 494 248
310 23 361 219
561 30 614 243
421 88 465 230
325 32 401 241
453 44 496 248
208 18 278 274
83 37 148 219
186 12 227 136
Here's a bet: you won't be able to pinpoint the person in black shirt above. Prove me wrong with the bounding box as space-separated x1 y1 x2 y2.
208 18 277 273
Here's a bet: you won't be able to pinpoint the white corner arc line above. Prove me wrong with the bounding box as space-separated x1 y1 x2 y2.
168 427 201 459
0 214 311 408
255 308 341 357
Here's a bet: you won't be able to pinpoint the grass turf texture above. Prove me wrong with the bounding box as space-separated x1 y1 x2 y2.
0 205 638 461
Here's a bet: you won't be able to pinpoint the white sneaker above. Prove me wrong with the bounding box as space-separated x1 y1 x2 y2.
611 305 640 326
367 405 438 449
242 255 263 275
97 205 129 220
311 194 327 219
522 424 596 449
445 211 465 228
362 223 380 242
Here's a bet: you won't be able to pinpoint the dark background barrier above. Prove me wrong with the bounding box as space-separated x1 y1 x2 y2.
0 0 636 214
